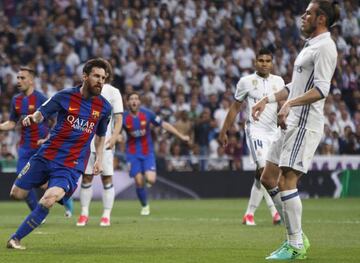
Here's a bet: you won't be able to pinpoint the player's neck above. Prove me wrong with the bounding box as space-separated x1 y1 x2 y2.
130 110 139 116
23 86 34 96
309 27 328 39
256 72 269 79
80 85 91 99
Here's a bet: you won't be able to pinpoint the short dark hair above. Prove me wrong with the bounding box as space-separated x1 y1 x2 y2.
256 48 273 59
19 67 35 77
102 59 113 83
82 58 108 76
312 0 340 28
126 91 140 101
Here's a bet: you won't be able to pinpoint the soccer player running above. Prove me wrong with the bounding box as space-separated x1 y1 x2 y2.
77 61 123 227
123 92 190 215
0 67 74 218
6 58 112 250
0 67 48 212
252 1 340 260
219 48 283 226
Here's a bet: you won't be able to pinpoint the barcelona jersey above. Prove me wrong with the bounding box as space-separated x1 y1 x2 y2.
123 107 162 157
10 90 49 151
35 87 111 172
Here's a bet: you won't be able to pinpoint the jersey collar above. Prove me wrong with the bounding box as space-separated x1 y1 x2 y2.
307 32 331 46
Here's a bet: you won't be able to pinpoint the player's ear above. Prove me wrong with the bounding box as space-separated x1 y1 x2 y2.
316 12 327 27
82 73 88 82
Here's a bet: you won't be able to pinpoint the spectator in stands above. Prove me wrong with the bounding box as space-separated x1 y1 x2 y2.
0 0 359 165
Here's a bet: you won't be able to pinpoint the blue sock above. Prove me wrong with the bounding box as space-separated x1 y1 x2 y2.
25 189 38 211
136 188 147 207
63 197 74 213
12 203 49 241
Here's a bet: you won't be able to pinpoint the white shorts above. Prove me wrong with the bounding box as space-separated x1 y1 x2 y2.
267 126 322 173
84 151 114 176
245 129 272 169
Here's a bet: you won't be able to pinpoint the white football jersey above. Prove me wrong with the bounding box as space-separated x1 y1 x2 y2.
234 72 285 137
286 32 337 132
90 83 123 152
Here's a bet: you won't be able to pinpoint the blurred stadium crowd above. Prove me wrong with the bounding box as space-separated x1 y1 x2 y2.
0 0 359 172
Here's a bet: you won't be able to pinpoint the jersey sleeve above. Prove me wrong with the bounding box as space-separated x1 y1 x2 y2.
313 43 337 98
96 109 111 136
38 93 63 119
112 89 124 114
234 78 248 102
38 92 48 104
149 110 162 127
9 97 18 122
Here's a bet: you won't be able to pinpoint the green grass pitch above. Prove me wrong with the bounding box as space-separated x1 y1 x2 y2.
0 198 359 263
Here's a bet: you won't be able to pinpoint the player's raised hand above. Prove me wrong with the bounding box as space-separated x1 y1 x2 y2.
22 114 36 126
252 98 267 121
218 131 228 147
277 101 290 130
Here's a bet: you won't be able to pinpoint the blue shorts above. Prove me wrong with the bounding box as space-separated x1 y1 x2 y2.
15 155 81 204
126 154 156 178
17 147 38 174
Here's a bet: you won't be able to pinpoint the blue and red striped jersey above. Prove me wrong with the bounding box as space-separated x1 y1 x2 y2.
123 107 162 156
36 87 111 172
10 90 49 151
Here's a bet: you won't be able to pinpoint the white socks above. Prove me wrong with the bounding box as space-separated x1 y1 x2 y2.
80 183 93 217
281 189 303 249
245 179 264 215
102 184 115 219
267 186 284 219
262 185 277 217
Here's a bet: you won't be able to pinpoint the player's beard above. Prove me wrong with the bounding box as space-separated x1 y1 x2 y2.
301 19 317 38
88 82 102 96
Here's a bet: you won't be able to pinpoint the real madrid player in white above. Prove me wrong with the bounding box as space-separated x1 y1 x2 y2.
252 0 340 260
219 48 283 226
77 61 123 227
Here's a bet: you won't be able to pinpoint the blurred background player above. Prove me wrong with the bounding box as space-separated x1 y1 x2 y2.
77 60 123 227
0 67 48 213
6 58 111 250
0 66 74 218
122 92 190 216
219 48 283 226
252 1 340 259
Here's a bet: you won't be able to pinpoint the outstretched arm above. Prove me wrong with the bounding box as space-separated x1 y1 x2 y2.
161 121 190 143
22 111 44 126
219 101 242 147
252 87 289 121
0 120 16 131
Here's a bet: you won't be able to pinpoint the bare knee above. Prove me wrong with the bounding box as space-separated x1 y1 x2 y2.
260 170 278 189
82 174 94 184
101 175 112 186
134 174 144 187
9 186 28 200
39 188 65 209
145 172 156 185
260 162 280 189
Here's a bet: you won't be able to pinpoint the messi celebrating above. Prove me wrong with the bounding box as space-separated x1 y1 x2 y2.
7 58 112 250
